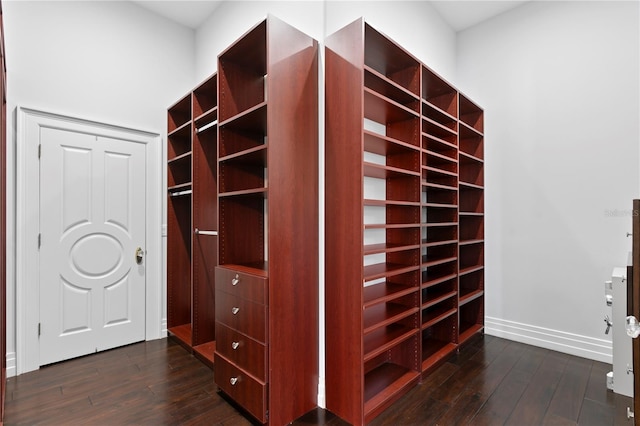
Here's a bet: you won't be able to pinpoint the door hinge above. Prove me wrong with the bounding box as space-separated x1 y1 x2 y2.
38 323 41 337
38 233 41 249
38 144 41 159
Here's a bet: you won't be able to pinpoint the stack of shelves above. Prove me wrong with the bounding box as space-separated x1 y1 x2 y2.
166 73 218 366
326 20 422 425
420 66 459 372
214 16 319 425
326 18 484 425
458 94 485 343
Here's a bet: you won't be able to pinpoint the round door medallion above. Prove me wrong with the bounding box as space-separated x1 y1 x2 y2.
69 233 124 279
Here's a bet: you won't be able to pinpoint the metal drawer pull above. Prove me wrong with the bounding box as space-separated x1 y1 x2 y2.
232 274 239 286
232 341 240 350
232 307 240 315
230 377 239 386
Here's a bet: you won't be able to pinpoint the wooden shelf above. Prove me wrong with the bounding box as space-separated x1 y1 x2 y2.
193 341 216 368
364 262 421 282
459 265 485 276
422 65 457 117
460 289 484 305
364 325 418 362
364 302 418 334
168 324 192 346
421 339 457 372
218 187 267 198
364 88 420 125
422 272 458 289
168 94 191 133
364 282 419 308
364 242 421 256
365 65 420 113
422 305 457 330
422 288 457 309
459 93 484 134
364 363 420 422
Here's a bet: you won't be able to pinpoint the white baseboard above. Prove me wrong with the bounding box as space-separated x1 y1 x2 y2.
6 351 16 377
485 316 612 364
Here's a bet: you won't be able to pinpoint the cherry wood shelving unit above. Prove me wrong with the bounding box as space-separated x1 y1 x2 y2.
214 16 319 425
167 73 219 367
325 18 484 425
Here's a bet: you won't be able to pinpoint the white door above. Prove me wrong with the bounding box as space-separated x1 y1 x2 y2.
38 127 146 366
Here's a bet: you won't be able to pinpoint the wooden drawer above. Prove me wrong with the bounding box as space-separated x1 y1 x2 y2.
215 354 267 424
216 266 268 305
216 321 267 381
216 290 268 343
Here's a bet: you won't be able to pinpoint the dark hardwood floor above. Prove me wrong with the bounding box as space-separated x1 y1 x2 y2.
2 335 633 425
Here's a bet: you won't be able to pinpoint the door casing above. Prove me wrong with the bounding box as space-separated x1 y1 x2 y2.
16 107 163 374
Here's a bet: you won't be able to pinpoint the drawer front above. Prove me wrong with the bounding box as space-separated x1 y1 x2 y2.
216 290 267 343
215 355 268 424
216 321 267 381
216 267 268 304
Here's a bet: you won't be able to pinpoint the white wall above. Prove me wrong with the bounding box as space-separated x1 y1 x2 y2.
195 0 324 80
324 1 457 81
3 0 196 375
457 0 640 362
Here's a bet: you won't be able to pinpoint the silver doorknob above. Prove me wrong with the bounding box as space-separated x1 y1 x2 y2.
135 247 144 264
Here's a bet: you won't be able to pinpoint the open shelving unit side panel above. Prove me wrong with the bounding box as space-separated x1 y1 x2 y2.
264 15 320 425
192 74 219 347
166 194 193 335
324 17 367 426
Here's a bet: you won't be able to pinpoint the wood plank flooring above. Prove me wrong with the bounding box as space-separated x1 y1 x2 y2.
2 335 633 425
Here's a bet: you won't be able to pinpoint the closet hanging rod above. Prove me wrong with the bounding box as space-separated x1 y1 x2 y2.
169 189 192 197
195 228 217 236
196 120 217 133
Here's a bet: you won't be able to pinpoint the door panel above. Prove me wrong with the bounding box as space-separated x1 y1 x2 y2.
39 128 146 366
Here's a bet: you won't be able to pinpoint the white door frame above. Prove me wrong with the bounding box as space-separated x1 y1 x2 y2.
16 107 163 374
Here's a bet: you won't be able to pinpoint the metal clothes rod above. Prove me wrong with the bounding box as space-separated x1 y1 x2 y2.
170 189 192 197
196 120 217 133
195 228 217 236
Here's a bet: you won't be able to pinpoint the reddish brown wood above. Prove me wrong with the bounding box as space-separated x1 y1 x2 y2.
192 341 215 368
215 267 267 304
216 15 318 425
214 355 267 423
215 290 267 344
326 20 484 424
167 72 219 359
215 322 266 380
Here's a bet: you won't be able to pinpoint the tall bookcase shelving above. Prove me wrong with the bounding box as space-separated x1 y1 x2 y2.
325 18 485 425
167 73 219 366
214 16 319 425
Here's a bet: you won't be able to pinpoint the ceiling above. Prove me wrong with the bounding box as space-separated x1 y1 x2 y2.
132 0 530 32
430 1 529 32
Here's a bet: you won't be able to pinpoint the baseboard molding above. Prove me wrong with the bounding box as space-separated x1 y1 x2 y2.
6 352 16 377
485 316 612 364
